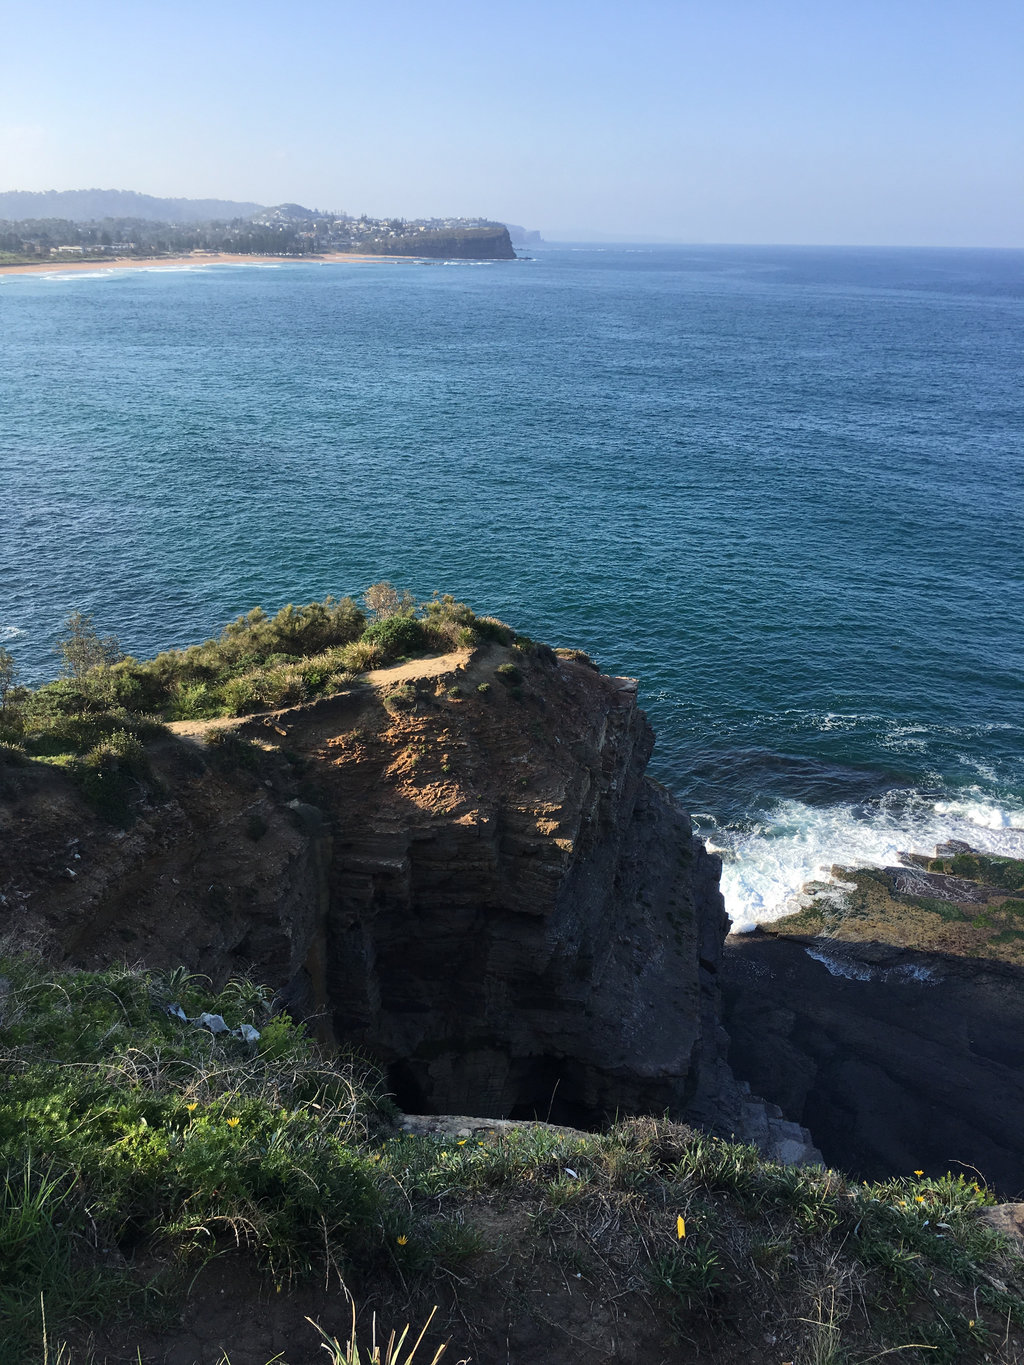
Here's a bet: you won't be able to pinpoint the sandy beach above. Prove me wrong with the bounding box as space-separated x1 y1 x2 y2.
0 250 412 277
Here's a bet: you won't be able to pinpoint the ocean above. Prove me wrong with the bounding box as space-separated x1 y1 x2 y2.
2 244 1022 929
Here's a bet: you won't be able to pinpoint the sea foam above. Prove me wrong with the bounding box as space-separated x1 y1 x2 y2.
708 790 1024 933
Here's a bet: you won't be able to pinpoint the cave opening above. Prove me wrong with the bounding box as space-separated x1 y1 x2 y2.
387 1060 430 1115
507 1055 597 1129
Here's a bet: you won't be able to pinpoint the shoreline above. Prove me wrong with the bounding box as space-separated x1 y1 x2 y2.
0 250 420 277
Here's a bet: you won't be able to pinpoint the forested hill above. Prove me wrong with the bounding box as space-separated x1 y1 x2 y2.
0 188 266 222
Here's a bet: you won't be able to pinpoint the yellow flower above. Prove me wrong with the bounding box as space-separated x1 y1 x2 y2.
898 1200 907 1207
185 1103 198 1113
226 1117 240 1128
915 1195 925 1203
396 1235 409 1246
457 1139 467 1146
913 1169 924 1177
676 1216 686 1240
969 1320 975 1328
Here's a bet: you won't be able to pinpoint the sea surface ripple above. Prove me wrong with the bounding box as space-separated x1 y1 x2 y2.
2 245 1022 926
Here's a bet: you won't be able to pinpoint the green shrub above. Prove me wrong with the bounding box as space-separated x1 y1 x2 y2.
55 610 123 679
0 646 18 714
74 730 152 823
474 615 514 645
361 616 426 662
554 647 599 670
0 707 26 744
495 663 522 686
168 679 215 720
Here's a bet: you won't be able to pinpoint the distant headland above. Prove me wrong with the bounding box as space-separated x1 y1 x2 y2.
0 188 536 267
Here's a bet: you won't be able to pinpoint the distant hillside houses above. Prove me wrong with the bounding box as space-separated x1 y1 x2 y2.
247 210 506 252
0 202 521 262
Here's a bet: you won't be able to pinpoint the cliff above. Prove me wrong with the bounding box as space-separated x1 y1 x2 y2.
354 225 517 259
1 640 794 1145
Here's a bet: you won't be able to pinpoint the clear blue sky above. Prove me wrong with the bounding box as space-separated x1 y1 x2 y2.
1 0 1021 245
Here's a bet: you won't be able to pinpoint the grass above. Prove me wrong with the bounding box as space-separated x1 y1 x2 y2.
5 957 1024 1362
304 1305 454 1364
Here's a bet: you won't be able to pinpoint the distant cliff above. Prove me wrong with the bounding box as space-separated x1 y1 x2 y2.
353 225 517 260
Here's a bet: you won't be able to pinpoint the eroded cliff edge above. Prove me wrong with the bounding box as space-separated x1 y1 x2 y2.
1 640 804 1146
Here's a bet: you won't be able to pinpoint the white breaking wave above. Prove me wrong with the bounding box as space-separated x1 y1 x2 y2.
706 790 1024 933
803 949 937 983
39 270 115 281
0 625 24 641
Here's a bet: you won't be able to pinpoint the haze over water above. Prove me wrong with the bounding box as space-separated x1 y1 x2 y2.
2 245 1023 927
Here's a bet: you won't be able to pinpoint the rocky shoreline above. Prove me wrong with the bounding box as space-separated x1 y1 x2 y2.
723 843 1024 1192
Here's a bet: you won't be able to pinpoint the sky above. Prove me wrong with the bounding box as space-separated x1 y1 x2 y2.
0 0 1021 246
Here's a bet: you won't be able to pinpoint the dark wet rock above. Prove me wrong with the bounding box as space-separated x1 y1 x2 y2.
723 932 1024 1195
884 865 997 905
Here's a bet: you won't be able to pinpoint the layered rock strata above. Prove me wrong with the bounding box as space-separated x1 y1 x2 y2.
0 641 816 1156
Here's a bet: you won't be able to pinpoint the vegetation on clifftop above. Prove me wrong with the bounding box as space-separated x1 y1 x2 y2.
0 587 523 822
3 956 1024 1364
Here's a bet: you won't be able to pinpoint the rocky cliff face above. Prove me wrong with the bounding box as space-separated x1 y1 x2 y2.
2 642 807 1144
359 226 517 259
300 646 728 1123
723 933 1024 1195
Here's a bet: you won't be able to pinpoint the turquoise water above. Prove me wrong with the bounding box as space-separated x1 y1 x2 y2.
2 246 1023 926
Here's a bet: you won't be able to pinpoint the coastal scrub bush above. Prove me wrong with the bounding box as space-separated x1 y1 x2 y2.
361 616 426 662
554 647 599 670
76 729 151 820
364 581 417 621
473 615 514 645
55 611 123 680
46 597 368 723
339 639 383 672
10 591 543 743
0 646 17 712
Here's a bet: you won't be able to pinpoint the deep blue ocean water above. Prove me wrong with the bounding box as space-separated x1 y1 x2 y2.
2 245 1022 926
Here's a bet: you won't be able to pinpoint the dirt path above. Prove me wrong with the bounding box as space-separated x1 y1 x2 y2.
166 649 475 741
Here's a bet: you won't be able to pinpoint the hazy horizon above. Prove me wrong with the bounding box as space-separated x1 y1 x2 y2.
1 0 1021 248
